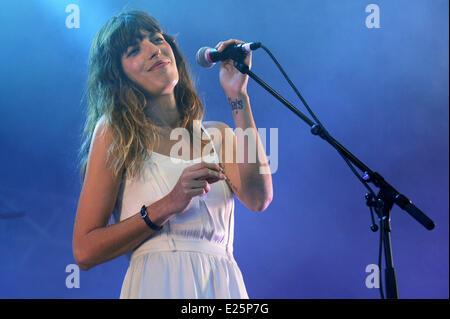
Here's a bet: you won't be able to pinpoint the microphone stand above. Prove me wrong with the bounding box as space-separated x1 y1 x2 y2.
232 60 435 299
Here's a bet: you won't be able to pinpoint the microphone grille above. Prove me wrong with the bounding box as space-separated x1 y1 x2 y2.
196 47 215 68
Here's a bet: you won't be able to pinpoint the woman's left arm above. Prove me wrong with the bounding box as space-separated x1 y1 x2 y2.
214 39 273 212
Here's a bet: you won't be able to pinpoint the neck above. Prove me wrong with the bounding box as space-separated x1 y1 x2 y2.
144 94 181 128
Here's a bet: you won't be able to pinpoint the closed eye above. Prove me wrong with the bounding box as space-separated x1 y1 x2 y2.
127 47 139 57
125 35 164 57
152 37 164 44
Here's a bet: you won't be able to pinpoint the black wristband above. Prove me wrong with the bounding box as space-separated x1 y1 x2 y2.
140 205 163 231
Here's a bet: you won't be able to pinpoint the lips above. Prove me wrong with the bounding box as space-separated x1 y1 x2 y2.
149 59 170 71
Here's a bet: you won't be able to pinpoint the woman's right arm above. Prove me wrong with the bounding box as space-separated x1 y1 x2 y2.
72 117 175 271
72 117 226 271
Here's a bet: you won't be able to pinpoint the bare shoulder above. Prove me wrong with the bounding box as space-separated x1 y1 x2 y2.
92 115 114 147
84 114 121 185
75 115 122 237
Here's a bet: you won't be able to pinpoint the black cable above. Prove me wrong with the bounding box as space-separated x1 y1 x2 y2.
260 44 378 198
337 148 377 196
259 44 385 299
260 45 323 127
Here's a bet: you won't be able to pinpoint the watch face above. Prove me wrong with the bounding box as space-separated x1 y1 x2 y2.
141 206 147 218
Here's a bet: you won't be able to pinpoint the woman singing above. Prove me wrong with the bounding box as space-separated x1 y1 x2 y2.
73 10 273 298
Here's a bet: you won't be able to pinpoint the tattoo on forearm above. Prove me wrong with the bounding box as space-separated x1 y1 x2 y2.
228 98 244 114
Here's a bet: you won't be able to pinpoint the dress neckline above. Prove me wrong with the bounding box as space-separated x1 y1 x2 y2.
150 150 215 163
150 122 218 163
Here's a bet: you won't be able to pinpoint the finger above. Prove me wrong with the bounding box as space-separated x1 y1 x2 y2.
205 176 225 184
194 171 227 184
188 180 208 189
191 167 225 181
189 187 208 197
189 182 211 195
190 161 222 171
186 161 223 173
218 40 236 52
217 39 243 52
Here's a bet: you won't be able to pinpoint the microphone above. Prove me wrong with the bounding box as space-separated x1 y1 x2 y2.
196 42 261 68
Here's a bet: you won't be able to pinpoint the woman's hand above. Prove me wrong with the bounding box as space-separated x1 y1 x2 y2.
167 162 226 215
216 39 252 98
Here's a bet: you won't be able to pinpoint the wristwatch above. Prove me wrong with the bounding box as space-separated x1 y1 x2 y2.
140 205 163 231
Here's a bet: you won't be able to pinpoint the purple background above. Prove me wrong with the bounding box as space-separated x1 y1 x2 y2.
0 0 448 298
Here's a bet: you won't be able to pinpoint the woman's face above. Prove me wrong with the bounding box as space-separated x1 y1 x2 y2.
121 30 179 98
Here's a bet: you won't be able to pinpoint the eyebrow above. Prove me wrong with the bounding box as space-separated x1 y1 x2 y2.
126 31 161 52
138 30 160 41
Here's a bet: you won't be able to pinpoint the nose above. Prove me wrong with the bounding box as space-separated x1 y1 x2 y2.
142 39 161 60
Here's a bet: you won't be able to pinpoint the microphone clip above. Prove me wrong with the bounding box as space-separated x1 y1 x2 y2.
233 60 250 74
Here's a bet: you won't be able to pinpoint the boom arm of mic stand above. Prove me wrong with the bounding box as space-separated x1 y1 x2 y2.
232 60 435 231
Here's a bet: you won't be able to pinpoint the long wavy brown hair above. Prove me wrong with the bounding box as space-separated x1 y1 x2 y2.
79 10 207 180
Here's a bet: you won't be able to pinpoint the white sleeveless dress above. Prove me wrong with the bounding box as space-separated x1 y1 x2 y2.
112 122 249 299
